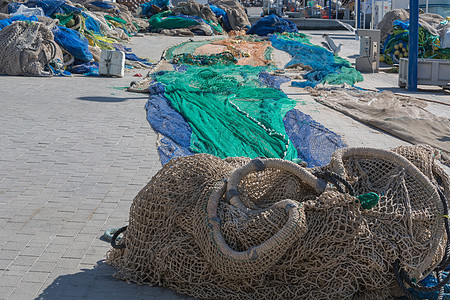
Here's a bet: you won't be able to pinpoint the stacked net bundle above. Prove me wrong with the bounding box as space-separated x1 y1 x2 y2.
172 0 219 25
381 19 450 64
107 145 448 299
377 9 410 43
2 0 151 76
0 21 56 76
246 14 298 36
209 0 250 31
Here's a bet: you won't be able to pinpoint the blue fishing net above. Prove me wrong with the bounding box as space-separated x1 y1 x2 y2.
0 15 38 30
112 44 153 66
8 0 66 16
83 13 102 34
52 26 93 62
258 71 291 90
145 82 194 165
247 15 298 36
270 34 363 87
283 109 346 167
397 271 450 300
209 4 231 31
113 43 132 52
69 62 99 74
139 0 171 16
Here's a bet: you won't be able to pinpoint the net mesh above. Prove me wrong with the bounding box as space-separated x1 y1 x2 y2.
269 32 364 87
311 87 450 166
147 37 348 167
0 21 54 76
151 63 299 161
107 145 447 300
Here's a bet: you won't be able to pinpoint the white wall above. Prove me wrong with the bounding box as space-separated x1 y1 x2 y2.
391 0 409 9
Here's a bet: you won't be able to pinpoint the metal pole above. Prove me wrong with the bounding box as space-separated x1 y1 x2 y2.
371 0 374 29
336 0 339 19
426 0 428 13
362 1 365 28
329 0 332 19
357 0 361 27
408 0 419 91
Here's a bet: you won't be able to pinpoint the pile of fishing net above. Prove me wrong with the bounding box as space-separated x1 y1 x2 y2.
269 32 363 87
140 36 346 167
136 0 170 16
189 37 272 66
0 20 60 76
209 0 250 31
0 0 152 76
378 10 450 64
143 0 250 36
148 10 220 35
310 86 450 166
106 144 450 300
247 14 298 36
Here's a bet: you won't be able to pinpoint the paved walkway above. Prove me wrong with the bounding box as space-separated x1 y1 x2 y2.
0 32 448 300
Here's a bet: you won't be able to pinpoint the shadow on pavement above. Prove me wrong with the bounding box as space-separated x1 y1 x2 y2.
77 96 148 103
35 260 189 300
375 86 449 96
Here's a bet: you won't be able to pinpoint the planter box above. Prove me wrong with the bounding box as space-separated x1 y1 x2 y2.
398 58 450 88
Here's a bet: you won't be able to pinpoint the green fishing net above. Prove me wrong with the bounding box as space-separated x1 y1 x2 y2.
163 38 226 60
154 64 298 160
324 57 364 85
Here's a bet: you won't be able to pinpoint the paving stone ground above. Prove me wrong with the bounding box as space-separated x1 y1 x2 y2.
0 31 448 300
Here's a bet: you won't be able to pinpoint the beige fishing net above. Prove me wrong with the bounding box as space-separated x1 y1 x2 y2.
209 0 250 31
377 9 410 43
172 0 219 25
107 145 448 299
0 21 56 76
193 37 272 66
310 87 450 166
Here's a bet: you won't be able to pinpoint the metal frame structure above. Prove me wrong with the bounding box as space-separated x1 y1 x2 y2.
354 0 419 89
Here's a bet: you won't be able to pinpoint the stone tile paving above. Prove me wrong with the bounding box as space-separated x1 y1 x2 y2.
0 40 195 298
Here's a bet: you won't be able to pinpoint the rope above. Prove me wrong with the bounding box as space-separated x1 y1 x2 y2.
111 226 127 249
393 259 419 300
436 270 444 300
312 170 379 209
394 188 450 295
434 188 450 271
312 170 355 196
